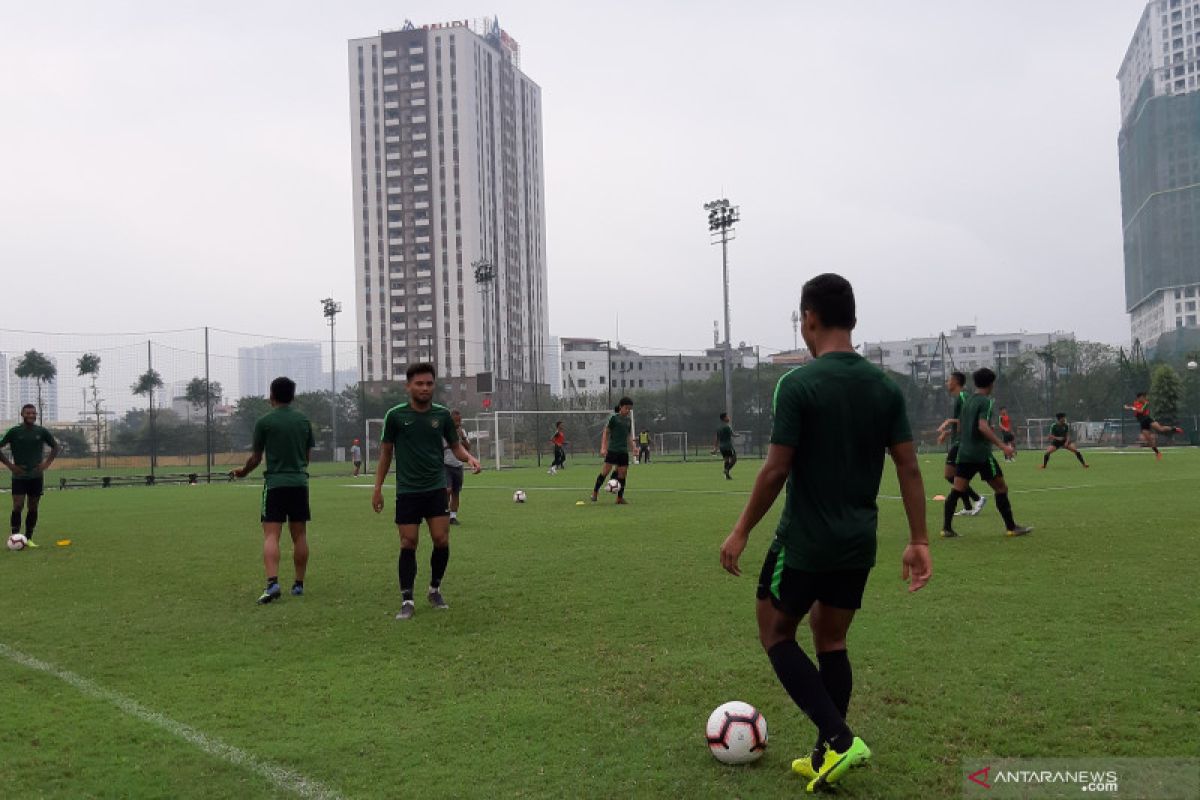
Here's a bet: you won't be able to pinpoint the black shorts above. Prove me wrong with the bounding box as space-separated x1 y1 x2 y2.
1049 439 1066 450
11 476 44 498
945 445 959 466
955 456 1003 483
395 488 449 525
260 486 310 523
720 448 736 459
1001 431 1015 444
756 547 871 615
353 460 363 468
605 452 630 468
444 465 464 494
1138 416 1153 431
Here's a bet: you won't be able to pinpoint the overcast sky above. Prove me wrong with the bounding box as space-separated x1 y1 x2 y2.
0 0 1146 361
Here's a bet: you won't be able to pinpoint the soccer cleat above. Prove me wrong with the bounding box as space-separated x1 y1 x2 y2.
449 517 460 525
428 589 449 609
941 528 960 538
791 755 819 780
806 737 872 793
290 583 304 596
1175 427 1185 435
615 497 629 505
395 600 415 620
954 508 970 516
24 539 39 548
1006 525 1033 537
1156 451 1163 460
257 583 282 605
590 492 598 502
970 496 987 516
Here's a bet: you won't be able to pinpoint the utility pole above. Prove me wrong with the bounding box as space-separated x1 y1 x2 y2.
321 298 342 461
704 198 740 419
791 310 800 351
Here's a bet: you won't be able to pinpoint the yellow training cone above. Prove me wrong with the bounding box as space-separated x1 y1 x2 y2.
56 539 73 547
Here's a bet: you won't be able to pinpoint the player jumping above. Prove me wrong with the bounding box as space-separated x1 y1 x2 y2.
1125 392 1183 460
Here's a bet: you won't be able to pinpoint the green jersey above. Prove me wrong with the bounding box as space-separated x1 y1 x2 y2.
382 402 459 493
717 424 734 450
605 413 632 454
251 406 314 489
949 391 969 447
1050 422 1069 440
956 393 996 464
0 425 57 478
769 351 912 572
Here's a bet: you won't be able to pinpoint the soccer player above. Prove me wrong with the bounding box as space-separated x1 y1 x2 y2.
1040 413 1088 469
351 439 363 476
232 377 314 604
935 372 983 516
548 420 567 474
1124 392 1183 460
444 409 470 525
372 363 480 620
713 413 738 480
719 273 932 794
0 404 60 548
998 406 1016 461
591 398 636 504
637 429 651 464
942 368 1033 539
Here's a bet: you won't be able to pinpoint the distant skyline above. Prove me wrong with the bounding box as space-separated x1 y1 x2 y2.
0 1 1147 357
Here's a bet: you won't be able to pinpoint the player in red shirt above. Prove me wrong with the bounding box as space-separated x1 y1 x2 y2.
548 420 567 475
1124 392 1183 460
998 407 1016 462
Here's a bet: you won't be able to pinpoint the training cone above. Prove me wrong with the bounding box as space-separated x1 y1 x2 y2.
932 494 946 502
56 539 72 547
575 500 586 506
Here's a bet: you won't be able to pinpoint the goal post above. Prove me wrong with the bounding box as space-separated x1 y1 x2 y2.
463 409 617 471
652 432 689 462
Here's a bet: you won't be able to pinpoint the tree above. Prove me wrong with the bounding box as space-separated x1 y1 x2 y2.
229 396 271 449
184 377 223 413
14 350 56 422
1150 364 1184 424
132 369 164 471
54 427 91 458
77 353 103 468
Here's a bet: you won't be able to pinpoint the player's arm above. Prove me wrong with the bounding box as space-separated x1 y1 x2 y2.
458 429 472 454
889 440 931 592
977 417 1014 456
38 434 60 472
0 440 17 474
599 426 609 457
371 442 394 513
720 443 792 576
451 441 480 473
233 448 263 478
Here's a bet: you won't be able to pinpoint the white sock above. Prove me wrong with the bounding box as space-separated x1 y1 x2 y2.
450 511 457 519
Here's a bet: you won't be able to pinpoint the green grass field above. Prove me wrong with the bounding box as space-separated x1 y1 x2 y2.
2 450 1198 799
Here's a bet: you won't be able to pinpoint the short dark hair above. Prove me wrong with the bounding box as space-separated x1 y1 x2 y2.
406 362 436 381
1136 391 1147 398
618 397 633 409
799 273 856 330
20 403 35 414
555 419 563 427
1055 412 1066 420
972 367 996 389
720 412 729 422
269 377 296 404
950 371 966 387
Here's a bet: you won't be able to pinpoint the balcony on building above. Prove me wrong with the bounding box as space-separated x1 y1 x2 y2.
383 66 398 76
412 115 427 124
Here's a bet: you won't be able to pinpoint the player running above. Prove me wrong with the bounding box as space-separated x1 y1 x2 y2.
232 377 314 604
373 363 480 620
942 368 1033 539
1124 392 1183 460
444 409 469 525
935 372 984 517
720 273 931 794
713 413 738 480
1039 413 1088 469
0 404 60 548
998 406 1016 461
591 398 636 504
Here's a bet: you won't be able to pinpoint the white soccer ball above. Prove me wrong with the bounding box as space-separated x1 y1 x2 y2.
706 701 768 764
7 533 28 551
606 478 620 493
513 490 527 503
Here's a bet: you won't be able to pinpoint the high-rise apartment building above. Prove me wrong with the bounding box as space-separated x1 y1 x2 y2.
1118 0 1200 351
349 18 549 407
237 343 323 398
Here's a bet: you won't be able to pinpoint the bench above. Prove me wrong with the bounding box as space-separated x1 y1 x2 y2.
57 473 233 490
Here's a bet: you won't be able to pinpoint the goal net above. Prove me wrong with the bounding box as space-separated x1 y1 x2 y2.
652 432 689 462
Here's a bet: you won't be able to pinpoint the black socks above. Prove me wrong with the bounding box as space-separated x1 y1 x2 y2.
995 492 1017 529
10 509 19 534
24 509 37 537
617 476 626 498
430 546 449 588
398 547 417 601
943 488 962 530
766 640 852 753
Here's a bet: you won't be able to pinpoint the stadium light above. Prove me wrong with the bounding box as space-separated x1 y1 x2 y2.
473 258 496 377
704 198 740 420
321 297 342 459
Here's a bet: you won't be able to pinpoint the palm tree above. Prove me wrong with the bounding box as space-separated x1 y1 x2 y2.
77 353 103 468
15 350 57 422
132 368 164 473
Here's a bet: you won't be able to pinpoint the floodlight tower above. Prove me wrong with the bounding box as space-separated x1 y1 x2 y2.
791 309 800 351
321 297 342 456
473 258 496 374
705 198 740 420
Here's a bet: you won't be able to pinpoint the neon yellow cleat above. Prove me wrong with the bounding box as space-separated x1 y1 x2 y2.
806 736 871 793
791 755 818 780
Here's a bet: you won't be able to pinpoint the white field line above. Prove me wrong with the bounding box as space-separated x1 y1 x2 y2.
0 643 343 800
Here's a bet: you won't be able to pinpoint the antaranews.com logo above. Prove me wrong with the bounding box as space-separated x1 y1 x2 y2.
962 758 1199 799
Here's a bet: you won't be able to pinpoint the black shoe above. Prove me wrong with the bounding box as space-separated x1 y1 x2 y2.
449 517 460 525
941 528 960 539
257 583 282 605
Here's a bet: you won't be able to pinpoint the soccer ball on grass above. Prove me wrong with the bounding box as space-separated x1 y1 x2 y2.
606 478 620 493
7 533 29 551
512 490 527 503
705 701 767 764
